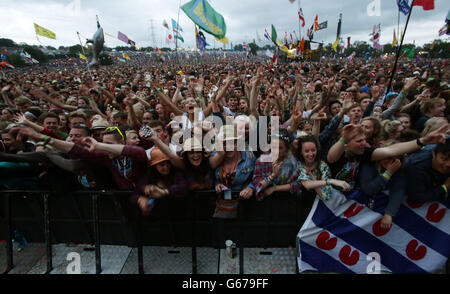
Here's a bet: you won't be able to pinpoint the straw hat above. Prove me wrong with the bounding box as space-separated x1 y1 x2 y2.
217 125 241 142
91 117 110 130
150 148 170 166
182 138 203 154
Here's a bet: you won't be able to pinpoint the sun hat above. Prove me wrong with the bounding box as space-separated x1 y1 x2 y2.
91 117 110 130
150 148 170 166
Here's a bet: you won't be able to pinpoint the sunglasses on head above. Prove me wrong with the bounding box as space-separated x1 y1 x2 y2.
105 126 124 141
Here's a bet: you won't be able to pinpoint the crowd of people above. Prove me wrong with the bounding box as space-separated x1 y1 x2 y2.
1 52 449 229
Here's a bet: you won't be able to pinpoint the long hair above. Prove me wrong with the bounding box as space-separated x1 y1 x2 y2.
182 151 212 183
296 135 321 167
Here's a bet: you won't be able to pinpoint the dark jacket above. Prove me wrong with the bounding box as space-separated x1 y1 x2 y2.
404 147 449 203
359 161 407 216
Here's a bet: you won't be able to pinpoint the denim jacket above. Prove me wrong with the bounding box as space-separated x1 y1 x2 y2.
214 151 256 190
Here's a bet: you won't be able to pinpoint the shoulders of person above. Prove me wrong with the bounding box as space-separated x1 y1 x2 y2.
404 147 433 169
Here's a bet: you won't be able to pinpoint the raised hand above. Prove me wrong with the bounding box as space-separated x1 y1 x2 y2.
421 123 448 145
342 124 362 144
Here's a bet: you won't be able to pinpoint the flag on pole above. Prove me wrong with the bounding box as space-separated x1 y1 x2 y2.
347 37 351 48
396 0 411 16
314 14 319 31
162 20 169 30
413 0 434 11
34 23 56 40
392 28 398 47
197 31 207 51
298 8 306 27
79 53 87 60
264 29 271 41
299 37 305 52
122 53 131 60
308 24 314 40
271 24 278 45
181 0 226 39
318 21 328 31
171 19 183 34
118 31 129 44
347 51 356 61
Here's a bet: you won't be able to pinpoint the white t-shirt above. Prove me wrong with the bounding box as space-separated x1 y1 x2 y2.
146 143 180 160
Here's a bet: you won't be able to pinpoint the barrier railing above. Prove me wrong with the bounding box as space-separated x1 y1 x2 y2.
0 189 312 274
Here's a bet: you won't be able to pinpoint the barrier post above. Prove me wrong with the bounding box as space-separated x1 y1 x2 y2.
3 193 13 274
191 192 198 274
43 193 53 274
92 193 102 274
238 194 244 274
137 211 144 274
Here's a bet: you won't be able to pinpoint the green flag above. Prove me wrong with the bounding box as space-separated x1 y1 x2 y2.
181 0 226 39
402 47 415 59
271 24 278 45
174 34 184 43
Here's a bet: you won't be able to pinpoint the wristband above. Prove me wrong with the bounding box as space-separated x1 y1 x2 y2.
199 98 205 104
416 138 425 147
265 177 272 185
381 171 392 181
442 185 448 199
42 135 50 145
339 137 347 146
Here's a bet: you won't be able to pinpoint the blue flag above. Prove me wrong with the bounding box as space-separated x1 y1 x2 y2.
197 31 207 51
397 0 411 16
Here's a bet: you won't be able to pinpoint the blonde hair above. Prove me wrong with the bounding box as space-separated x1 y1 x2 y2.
421 117 449 137
381 120 402 140
420 98 445 115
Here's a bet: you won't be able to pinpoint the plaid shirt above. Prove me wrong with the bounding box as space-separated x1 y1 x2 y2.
251 155 301 201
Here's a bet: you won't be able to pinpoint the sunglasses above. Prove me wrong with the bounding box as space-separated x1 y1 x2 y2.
105 126 124 141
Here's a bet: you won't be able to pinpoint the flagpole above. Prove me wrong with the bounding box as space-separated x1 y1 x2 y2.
298 0 302 42
386 0 415 94
175 0 181 64
77 32 92 77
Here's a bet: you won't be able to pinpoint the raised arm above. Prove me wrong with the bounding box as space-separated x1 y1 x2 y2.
371 124 448 161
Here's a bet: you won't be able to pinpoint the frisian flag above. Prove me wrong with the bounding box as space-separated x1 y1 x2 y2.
118 31 129 44
297 189 449 273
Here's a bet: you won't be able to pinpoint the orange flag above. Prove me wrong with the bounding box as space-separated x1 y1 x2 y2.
314 14 319 31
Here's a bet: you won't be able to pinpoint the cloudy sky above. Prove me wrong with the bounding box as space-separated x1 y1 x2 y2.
0 0 448 49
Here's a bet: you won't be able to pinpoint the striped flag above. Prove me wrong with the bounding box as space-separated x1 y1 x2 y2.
297 189 449 273
264 29 271 41
117 31 129 44
298 9 305 27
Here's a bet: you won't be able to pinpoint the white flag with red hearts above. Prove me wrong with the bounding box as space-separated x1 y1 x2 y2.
297 189 449 273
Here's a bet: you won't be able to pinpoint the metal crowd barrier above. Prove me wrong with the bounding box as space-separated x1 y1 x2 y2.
0 189 315 274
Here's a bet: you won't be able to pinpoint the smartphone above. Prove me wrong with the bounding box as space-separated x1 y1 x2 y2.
224 189 232 200
140 125 152 138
